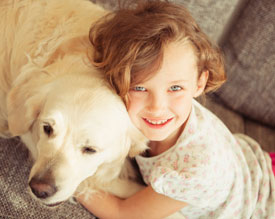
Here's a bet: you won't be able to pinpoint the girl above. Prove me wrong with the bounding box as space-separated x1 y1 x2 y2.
77 1 275 218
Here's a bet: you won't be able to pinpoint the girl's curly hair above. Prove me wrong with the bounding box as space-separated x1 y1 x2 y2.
89 0 226 104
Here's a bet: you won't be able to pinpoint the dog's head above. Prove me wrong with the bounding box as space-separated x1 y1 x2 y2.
7 64 147 205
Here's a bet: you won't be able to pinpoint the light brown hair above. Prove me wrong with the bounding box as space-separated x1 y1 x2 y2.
89 0 226 104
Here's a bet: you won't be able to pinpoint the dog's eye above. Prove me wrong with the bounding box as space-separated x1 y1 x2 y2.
43 124 53 136
82 147 96 154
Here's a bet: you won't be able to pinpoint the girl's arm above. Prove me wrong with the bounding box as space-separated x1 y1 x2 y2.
76 185 187 219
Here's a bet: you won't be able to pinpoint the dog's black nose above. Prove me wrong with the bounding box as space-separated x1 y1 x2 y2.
29 178 57 199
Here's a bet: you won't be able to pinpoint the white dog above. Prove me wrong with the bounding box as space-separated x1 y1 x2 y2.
0 0 148 206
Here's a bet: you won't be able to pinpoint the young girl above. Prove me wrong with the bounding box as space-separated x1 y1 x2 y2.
77 1 275 218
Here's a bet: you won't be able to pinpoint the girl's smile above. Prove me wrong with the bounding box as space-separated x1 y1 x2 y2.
143 117 174 128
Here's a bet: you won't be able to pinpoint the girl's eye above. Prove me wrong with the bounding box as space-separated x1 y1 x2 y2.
132 86 146 92
169 85 182 91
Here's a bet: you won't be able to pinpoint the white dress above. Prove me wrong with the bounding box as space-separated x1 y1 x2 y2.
136 100 275 218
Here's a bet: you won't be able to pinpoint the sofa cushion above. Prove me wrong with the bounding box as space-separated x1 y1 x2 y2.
215 0 275 127
0 137 95 219
92 0 244 43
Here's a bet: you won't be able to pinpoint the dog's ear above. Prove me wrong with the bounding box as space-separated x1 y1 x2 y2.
128 124 148 158
7 83 46 136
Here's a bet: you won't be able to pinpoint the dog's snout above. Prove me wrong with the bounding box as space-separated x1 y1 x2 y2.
29 177 57 199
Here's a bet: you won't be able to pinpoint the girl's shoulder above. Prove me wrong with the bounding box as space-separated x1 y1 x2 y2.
178 99 235 146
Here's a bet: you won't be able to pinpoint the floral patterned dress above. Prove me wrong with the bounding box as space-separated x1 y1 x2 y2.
136 100 275 218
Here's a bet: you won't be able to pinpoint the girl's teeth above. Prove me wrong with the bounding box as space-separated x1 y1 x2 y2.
146 119 168 125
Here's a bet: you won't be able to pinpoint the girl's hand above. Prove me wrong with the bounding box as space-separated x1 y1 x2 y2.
75 186 187 219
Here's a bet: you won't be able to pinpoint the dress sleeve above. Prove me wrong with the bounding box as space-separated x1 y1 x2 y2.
149 147 234 208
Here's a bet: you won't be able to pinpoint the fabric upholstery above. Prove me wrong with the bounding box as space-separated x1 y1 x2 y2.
215 0 275 127
91 0 244 43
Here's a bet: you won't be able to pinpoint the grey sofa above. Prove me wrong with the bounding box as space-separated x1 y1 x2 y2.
0 0 274 218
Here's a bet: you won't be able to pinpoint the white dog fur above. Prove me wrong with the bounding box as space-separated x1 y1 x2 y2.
0 0 148 206
0 1 186 218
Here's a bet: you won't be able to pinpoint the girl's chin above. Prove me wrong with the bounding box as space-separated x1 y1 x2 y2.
142 125 184 145
144 133 170 142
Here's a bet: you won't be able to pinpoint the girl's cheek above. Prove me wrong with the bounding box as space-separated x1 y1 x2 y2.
128 91 148 104
127 94 148 122
128 90 146 98
170 92 187 104
170 93 192 109
127 95 143 113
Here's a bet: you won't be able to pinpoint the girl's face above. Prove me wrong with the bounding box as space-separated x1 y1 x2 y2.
127 41 208 146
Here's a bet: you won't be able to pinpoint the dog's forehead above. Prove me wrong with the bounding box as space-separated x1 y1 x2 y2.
75 92 130 141
40 82 129 145
44 90 126 118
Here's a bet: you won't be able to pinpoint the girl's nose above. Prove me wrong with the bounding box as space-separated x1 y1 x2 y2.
147 92 166 114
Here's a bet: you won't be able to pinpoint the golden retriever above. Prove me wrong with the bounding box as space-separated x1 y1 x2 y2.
0 0 148 206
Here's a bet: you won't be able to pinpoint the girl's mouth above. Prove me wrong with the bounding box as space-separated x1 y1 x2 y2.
143 118 173 128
